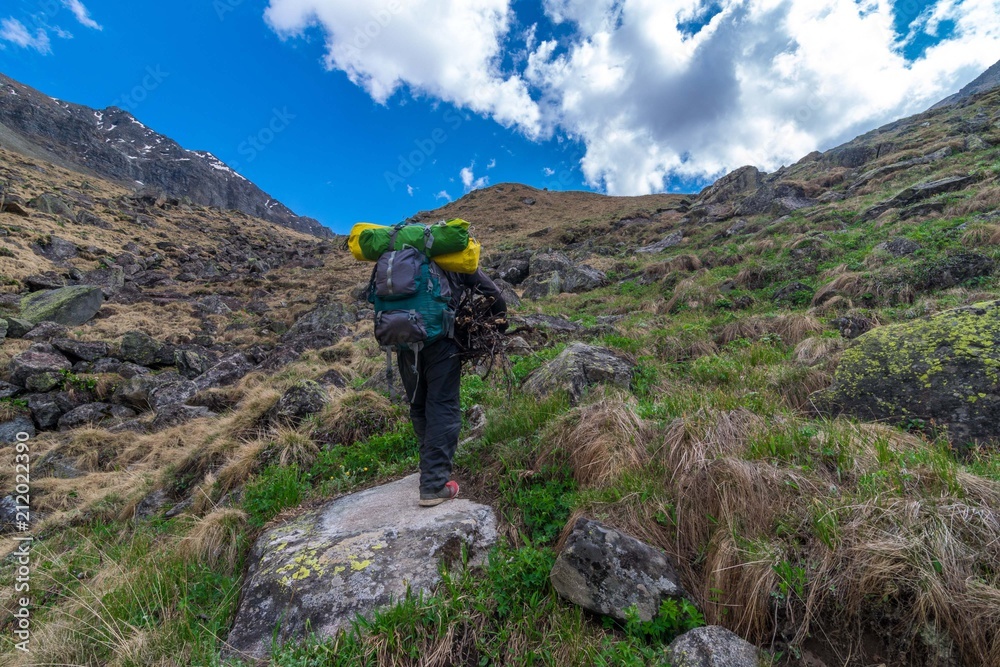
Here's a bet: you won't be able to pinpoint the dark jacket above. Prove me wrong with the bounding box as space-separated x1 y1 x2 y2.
444 268 507 318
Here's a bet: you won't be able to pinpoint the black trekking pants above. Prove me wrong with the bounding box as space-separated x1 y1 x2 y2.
398 338 462 495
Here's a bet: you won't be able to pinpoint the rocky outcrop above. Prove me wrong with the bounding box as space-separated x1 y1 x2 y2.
661 626 760 667
862 175 976 221
818 300 1000 447
523 343 634 403
20 286 103 326
521 252 606 299
0 73 331 238
225 474 497 660
265 380 330 425
637 231 684 254
551 517 686 622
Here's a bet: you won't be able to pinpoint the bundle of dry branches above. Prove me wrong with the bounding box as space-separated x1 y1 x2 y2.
453 290 509 371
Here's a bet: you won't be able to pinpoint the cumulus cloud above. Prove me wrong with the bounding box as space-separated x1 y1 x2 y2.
0 18 51 54
267 0 1000 195
487 158 496 169
460 161 490 191
406 184 414 196
264 0 541 134
435 190 452 201
543 167 555 176
62 0 102 30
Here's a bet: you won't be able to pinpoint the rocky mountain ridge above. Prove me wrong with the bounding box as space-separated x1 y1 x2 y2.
0 72 331 238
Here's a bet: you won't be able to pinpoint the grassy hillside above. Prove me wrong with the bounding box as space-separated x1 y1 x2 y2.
0 86 998 666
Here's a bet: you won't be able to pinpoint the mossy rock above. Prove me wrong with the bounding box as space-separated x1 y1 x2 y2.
818 300 1000 448
20 286 104 326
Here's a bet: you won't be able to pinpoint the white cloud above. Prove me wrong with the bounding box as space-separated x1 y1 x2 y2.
268 0 1000 195
265 0 541 135
460 161 490 191
406 184 414 196
0 18 51 54
435 190 452 201
487 158 496 169
543 167 555 176
62 0 101 30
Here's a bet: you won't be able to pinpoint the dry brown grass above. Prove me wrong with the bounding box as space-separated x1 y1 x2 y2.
947 186 1000 217
961 222 1000 247
177 508 248 573
663 269 717 313
537 394 649 487
793 337 845 367
715 314 823 347
313 390 399 446
264 425 319 467
811 271 865 306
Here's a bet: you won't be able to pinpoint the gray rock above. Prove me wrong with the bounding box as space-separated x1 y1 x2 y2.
0 318 6 341
28 193 73 218
33 235 78 261
494 278 521 309
119 331 161 366
193 353 253 391
875 237 921 257
521 271 563 300
52 339 110 362
695 166 765 207
287 303 356 337
637 231 684 254
150 404 215 431
0 417 35 443
661 626 760 667
197 294 232 315
497 259 530 285
817 299 1000 447
175 348 211 379
518 314 581 333
19 285 104 326
862 175 976 221
57 403 135 431
551 517 686 622
113 372 183 410
9 346 71 387
23 321 69 342
266 380 330 425
0 382 21 400
4 318 33 339
148 380 199 411
24 371 63 393
530 251 575 276
523 343 634 403
225 474 497 661
27 392 74 430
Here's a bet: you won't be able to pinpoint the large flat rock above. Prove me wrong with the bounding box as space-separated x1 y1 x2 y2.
225 474 497 661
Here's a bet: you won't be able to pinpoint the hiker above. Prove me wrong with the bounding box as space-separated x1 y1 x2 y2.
400 268 507 507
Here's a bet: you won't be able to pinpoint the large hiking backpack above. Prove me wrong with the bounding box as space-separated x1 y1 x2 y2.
368 246 454 353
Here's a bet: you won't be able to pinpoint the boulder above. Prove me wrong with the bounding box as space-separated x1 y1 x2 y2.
0 382 21 400
875 237 921 257
523 343 634 403
20 286 104 326
287 303 356 337
517 314 581 333
9 346 71 387
496 259 530 285
863 175 976 221
52 339 110 362
150 404 215 431
0 417 35 443
637 231 684 254
661 626 760 667
193 353 253 391
119 331 161 366
521 271 563 300
175 348 212 379
551 517 686 622
817 300 1000 447
57 403 135 431
27 392 75 430
33 235 78 262
148 380 199 411
4 318 33 339
27 193 73 218
266 380 330 425
0 318 6 342
113 372 183 410
225 474 497 660
696 166 765 206
23 322 69 342
494 278 522 309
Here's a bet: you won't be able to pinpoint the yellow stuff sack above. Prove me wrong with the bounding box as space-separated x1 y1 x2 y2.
347 221 481 274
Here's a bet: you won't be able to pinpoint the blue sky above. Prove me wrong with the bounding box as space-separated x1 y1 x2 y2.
1 0 997 234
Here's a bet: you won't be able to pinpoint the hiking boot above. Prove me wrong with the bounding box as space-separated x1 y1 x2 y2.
419 480 459 507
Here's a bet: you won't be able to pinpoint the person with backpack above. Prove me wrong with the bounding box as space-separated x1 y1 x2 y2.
399 268 506 506
356 219 506 506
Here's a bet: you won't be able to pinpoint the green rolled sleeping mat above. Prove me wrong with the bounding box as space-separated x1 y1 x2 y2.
357 219 470 260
